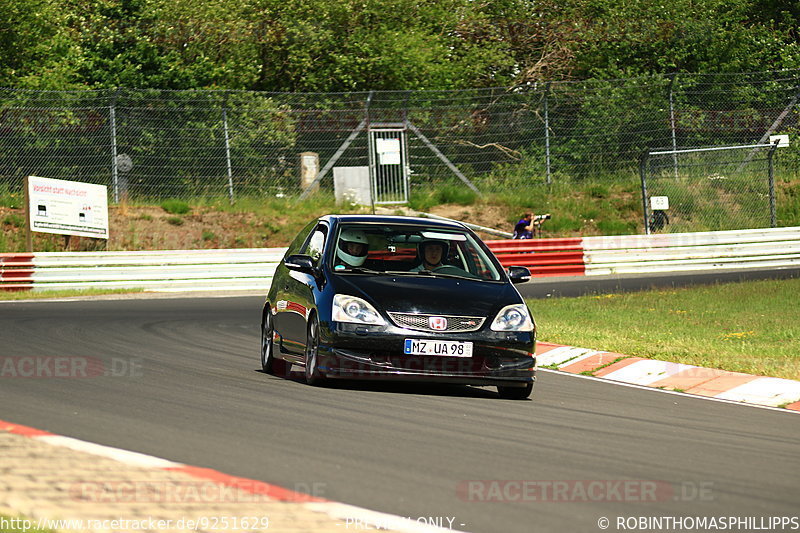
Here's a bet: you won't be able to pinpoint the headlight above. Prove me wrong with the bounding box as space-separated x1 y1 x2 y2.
490 304 534 332
332 294 386 325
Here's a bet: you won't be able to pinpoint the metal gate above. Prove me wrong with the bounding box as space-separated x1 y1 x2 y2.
368 125 409 204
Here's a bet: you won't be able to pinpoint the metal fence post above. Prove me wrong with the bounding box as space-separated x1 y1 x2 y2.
668 73 678 178
768 141 778 228
110 89 119 203
222 108 234 205
639 151 651 235
544 82 552 185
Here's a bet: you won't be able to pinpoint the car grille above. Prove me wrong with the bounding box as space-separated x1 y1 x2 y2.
387 312 486 333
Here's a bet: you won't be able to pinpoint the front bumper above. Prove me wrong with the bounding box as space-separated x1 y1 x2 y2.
317 322 537 385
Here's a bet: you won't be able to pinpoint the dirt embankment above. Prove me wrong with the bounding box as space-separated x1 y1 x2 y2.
0 203 516 252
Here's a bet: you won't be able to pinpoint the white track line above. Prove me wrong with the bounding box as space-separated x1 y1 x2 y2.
538 368 798 415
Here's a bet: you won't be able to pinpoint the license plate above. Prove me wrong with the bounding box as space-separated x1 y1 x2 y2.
403 339 473 357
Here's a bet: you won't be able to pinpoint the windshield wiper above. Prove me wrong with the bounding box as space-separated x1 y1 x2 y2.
337 266 384 275
385 269 471 280
383 269 431 276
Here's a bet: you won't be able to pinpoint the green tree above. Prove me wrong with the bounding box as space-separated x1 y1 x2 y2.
146 0 569 91
0 0 79 88
558 0 800 76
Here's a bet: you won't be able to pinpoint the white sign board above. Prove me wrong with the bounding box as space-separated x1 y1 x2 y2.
769 134 789 148
333 166 371 206
27 176 109 239
650 196 670 210
376 138 401 165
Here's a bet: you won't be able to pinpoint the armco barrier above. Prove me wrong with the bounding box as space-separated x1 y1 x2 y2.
1 227 798 292
582 227 800 275
0 249 286 292
484 238 586 277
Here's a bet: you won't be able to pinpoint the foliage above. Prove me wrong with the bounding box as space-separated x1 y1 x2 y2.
3 0 800 91
434 184 478 206
409 183 479 210
0 185 21 208
2 213 24 228
559 0 800 76
160 199 190 214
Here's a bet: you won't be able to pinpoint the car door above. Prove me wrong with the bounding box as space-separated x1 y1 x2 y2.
272 220 315 359
274 222 328 358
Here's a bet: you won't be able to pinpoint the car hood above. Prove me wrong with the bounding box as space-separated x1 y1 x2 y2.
331 273 522 317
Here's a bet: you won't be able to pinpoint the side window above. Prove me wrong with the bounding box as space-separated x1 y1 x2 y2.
285 219 318 257
301 224 328 265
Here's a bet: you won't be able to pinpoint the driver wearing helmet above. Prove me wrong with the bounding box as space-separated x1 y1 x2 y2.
412 239 448 271
336 229 369 267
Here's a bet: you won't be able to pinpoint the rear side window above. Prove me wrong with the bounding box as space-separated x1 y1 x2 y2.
285 219 319 257
302 225 328 265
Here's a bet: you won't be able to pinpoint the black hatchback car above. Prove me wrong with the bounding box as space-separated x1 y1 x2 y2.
260 215 537 399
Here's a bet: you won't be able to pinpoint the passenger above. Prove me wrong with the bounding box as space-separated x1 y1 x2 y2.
336 229 369 267
412 240 448 271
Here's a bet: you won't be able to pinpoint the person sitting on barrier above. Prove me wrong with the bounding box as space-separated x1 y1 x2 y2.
412 240 448 271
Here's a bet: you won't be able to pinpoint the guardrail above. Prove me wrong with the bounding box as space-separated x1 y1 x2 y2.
483 238 585 277
2 227 798 292
581 227 800 275
0 249 285 292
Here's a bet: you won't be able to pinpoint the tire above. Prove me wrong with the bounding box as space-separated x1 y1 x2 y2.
497 382 533 400
261 310 285 375
304 315 324 386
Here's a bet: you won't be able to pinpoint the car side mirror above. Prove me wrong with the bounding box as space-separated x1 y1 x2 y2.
507 266 531 284
285 254 317 274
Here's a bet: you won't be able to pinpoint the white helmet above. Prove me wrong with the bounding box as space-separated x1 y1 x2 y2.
337 229 369 266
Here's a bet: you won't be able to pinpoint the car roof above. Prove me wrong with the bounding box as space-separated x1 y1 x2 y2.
321 214 467 230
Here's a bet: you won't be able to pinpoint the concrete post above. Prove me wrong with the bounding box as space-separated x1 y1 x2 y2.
299 152 319 194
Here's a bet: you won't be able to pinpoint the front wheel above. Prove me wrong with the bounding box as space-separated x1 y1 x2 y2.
261 310 285 375
497 382 533 400
304 315 325 386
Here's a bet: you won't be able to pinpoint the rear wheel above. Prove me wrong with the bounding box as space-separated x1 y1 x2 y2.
497 382 533 400
261 310 285 375
304 315 324 386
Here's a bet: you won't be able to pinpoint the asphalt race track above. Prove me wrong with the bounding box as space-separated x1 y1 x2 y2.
1 295 799 533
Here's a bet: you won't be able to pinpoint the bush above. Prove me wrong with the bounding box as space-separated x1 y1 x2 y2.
435 184 478 206
0 187 21 209
161 199 191 215
2 214 24 228
408 190 437 212
408 184 479 210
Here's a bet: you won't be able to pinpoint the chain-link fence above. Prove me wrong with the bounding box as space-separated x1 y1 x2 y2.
641 144 779 233
1 71 799 211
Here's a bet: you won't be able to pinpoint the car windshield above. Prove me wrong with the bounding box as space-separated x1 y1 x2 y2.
331 223 502 281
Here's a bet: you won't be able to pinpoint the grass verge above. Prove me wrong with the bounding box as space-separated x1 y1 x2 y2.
0 288 144 301
528 278 800 380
